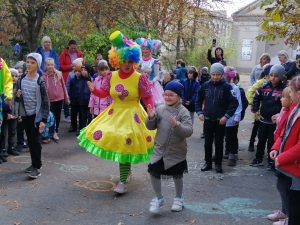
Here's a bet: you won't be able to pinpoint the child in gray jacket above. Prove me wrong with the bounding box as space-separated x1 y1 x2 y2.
146 80 193 214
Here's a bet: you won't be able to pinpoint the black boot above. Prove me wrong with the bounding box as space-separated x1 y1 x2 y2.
248 142 255 152
215 164 223 173
227 154 238 167
0 149 7 163
7 147 20 156
16 145 23 153
1 149 8 158
201 163 212 171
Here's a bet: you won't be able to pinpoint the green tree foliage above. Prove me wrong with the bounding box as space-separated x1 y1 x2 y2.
257 0 300 45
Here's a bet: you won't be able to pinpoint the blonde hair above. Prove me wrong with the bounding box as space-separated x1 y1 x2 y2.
290 76 300 92
259 53 271 64
9 68 19 76
41 36 52 48
45 57 55 67
282 86 292 98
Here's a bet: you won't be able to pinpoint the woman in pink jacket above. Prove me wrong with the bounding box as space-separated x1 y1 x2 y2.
88 60 112 117
43 58 69 140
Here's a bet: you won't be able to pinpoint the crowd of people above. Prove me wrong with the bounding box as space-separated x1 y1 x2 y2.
0 31 300 224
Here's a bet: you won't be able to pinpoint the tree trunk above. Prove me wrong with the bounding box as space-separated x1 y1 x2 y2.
8 0 49 51
176 19 182 59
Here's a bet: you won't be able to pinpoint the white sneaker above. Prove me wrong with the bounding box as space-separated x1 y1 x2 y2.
114 182 127 194
267 210 287 221
53 132 59 141
149 197 165 214
64 116 71 123
171 197 184 212
273 218 288 225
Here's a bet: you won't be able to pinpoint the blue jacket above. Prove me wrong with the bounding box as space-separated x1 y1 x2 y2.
176 67 187 83
182 79 200 112
36 47 60 72
195 79 238 121
69 75 91 106
252 81 285 124
226 83 242 127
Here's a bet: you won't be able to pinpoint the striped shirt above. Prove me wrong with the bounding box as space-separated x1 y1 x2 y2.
21 75 38 116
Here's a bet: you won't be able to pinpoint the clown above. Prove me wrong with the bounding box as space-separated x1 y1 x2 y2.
0 58 13 133
78 31 155 194
136 37 164 106
135 37 162 82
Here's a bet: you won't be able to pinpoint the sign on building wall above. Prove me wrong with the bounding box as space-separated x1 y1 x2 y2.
241 39 253 61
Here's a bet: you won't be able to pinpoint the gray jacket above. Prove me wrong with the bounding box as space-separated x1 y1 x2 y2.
146 101 193 170
16 74 50 123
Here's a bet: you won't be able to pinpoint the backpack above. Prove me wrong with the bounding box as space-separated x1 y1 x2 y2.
239 87 248 120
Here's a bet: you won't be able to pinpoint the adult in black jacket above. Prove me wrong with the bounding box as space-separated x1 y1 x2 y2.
195 63 238 173
207 44 226 66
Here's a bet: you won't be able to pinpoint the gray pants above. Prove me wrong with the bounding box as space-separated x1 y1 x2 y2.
277 173 291 215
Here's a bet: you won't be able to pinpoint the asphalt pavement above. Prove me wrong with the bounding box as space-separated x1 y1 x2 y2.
0 76 279 225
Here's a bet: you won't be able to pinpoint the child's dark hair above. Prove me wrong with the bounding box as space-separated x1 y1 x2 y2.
95 53 103 60
188 67 198 79
68 39 77 46
215 47 224 59
233 72 240 83
176 59 185 67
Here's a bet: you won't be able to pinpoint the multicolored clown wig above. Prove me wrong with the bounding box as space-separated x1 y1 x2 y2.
135 37 162 56
108 31 141 68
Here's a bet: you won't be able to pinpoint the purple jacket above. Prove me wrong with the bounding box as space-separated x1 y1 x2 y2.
88 74 112 115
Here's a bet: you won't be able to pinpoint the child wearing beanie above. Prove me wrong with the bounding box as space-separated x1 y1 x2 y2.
247 63 272 152
251 64 286 168
195 63 238 173
16 52 50 179
223 67 243 167
146 80 193 214
69 64 92 135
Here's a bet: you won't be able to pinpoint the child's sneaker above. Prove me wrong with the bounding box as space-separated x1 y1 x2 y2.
28 168 41 179
149 197 165 214
114 182 127 194
267 210 286 221
273 218 288 225
42 138 51 144
24 165 35 173
53 133 60 141
250 158 264 167
171 197 184 212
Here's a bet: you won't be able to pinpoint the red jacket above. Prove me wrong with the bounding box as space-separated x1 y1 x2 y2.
59 48 83 82
272 104 300 178
273 104 295 141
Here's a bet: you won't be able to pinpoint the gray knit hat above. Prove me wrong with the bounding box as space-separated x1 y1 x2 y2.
27 53 42 69
210 63 224 75
278 50 289 59
269 64 286 79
